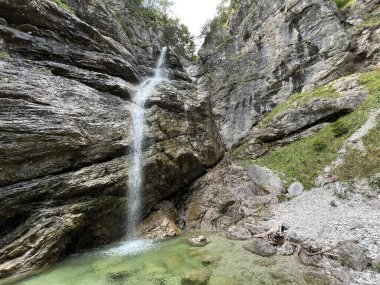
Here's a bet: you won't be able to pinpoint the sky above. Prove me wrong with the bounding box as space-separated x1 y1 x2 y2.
171 0 220 39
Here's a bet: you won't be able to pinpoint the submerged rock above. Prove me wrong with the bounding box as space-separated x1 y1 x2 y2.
243 238 277 257
209 275 241 285
303 271 339 285
107 271 131 283
199 254 222 267
188 236 210 247
181 268 212 285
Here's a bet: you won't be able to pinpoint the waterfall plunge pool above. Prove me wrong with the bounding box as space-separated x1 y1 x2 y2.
7 232 337 285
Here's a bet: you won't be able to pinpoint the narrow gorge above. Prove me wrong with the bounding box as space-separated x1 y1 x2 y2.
0 0 379 284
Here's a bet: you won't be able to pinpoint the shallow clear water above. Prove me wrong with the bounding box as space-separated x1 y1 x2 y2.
12 233 332 285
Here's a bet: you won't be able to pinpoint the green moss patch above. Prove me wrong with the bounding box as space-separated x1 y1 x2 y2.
260 85 340 127
357 6 380 28
335 70 380 180
0 51 11 61
333 0 356 9
237 69 380 189
51 0 76 14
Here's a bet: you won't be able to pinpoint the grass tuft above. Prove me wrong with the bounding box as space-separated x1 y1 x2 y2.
260 85 339 127
335 70 380 180
333 0 356 9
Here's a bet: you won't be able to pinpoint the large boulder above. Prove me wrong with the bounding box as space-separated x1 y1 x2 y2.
180 162 276 230
137 210 181 239
247 165 284 195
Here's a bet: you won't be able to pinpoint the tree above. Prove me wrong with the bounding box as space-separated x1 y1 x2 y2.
132 0 195 58
158 0 174 17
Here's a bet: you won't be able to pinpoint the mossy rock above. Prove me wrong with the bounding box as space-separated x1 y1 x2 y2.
181 268 212 285
199 254 222 266
209 275 241 285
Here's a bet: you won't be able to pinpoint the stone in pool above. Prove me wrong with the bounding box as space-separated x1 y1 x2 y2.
243 238 277 257
181 268 212 285
188 236 210 247
200 254 222 266
209 275 241 285
107 270 130 283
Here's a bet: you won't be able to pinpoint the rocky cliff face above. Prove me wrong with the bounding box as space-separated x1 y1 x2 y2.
197 0 379 148
0 0 223 278
180 1 380 282
1 0 379 282
183 0 380 228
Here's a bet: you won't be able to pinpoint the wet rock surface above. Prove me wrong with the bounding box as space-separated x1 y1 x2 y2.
137 209 182 239
188 236 210 247
243 238 277 257
0 0 224 278
1 0 380 282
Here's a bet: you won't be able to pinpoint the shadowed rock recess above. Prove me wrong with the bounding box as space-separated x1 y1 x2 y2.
1 0 380 282
0 0 223 278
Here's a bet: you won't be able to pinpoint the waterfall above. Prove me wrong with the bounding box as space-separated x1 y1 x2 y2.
127 47 168 238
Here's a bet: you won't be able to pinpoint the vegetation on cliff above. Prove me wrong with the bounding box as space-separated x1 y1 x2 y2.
122 0 195 57
240 69 380 188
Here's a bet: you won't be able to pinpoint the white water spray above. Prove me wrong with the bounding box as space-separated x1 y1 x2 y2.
127 47 168 238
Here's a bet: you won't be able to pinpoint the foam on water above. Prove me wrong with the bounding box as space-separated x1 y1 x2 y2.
97 240 156 257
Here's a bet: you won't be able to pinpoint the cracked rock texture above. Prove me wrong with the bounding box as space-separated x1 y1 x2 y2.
1 0 380 281
197 0 378 148
0 0 223 278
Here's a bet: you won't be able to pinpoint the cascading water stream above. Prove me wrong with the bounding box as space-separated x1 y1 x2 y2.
127 47 168 238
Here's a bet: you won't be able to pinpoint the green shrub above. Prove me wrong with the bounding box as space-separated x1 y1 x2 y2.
51 0 75 14
312 138 328 152
331 121 349 138
333 0 355 9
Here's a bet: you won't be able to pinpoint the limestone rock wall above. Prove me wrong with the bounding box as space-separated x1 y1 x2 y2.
0 0 223 278
198 0 378 148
